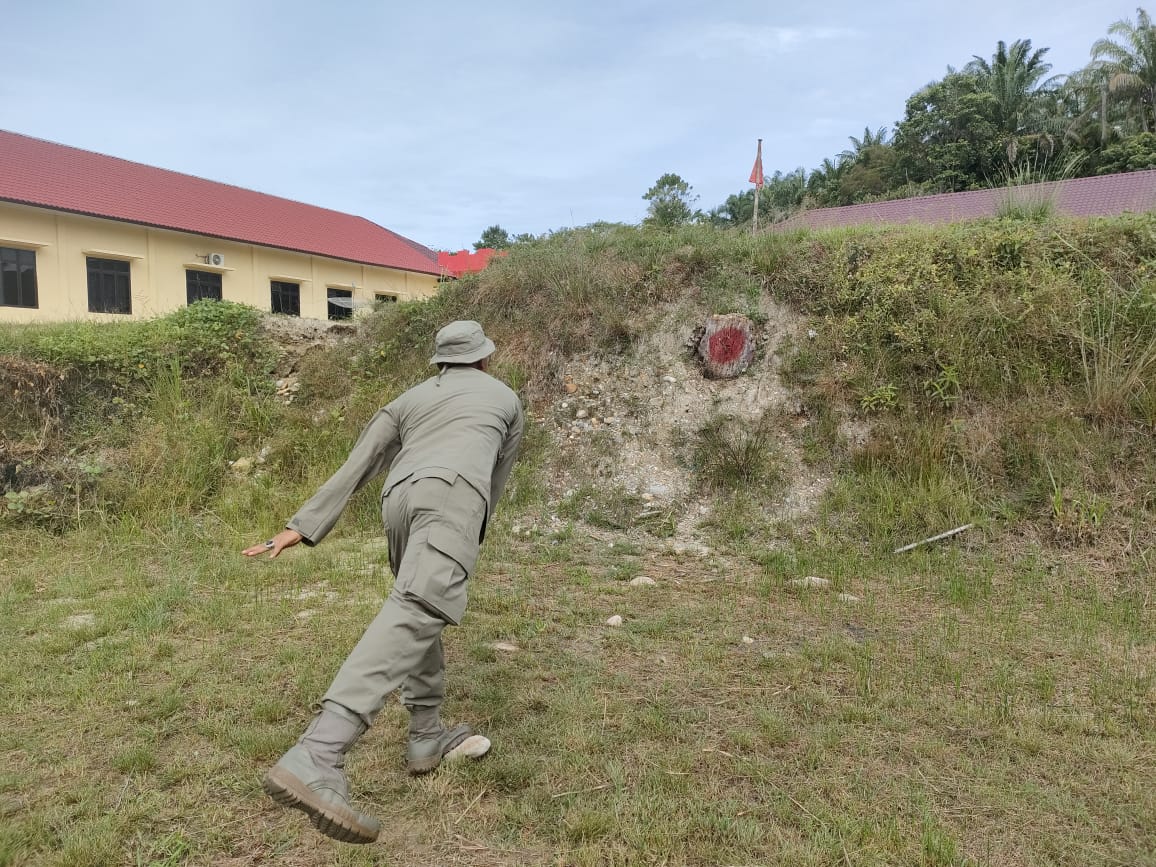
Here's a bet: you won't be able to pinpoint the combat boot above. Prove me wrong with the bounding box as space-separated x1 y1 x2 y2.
405 705 491 775
262 702 381 844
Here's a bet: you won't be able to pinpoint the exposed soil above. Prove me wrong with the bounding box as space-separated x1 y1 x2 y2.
533 300 838 550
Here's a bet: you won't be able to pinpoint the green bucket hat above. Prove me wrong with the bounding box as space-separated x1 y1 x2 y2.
429 320 496 365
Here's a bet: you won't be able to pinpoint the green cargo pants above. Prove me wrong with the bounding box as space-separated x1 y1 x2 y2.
322 473 486 725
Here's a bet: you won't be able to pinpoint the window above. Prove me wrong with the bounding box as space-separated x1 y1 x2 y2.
270 280 300 316
374 293 397 307
327 288 352 321
0 247 37 308
186 269 222 304
87 257 131 314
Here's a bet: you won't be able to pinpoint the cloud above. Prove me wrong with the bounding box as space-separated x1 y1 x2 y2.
662 22 859 61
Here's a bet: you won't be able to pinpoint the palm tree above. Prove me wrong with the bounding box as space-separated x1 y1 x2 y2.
806 157 846 206
840 126 891 163
1063 65 1135 147
965 39 1061 162
765 168 807 214
1091 7 1156 133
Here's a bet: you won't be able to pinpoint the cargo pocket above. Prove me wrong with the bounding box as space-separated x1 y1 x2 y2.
426 525 479 576
398 525 477 625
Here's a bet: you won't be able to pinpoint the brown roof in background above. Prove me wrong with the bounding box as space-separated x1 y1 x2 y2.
774 170 1156 232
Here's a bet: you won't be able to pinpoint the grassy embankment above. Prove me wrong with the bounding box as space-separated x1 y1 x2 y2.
1 216 1153 866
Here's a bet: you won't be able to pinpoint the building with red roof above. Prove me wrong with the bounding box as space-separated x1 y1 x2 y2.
436 248 505 278
774 170 1156 232
0 130 441 322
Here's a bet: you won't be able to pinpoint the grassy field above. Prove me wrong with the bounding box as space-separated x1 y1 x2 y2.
1 509 1152 866
2 217 1154 865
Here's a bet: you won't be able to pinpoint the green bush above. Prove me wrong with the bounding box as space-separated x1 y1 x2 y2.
760 215 1156 422
0 300 274 389
693 413 782 493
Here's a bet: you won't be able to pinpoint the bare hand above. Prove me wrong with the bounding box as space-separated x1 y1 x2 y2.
242 529 303 559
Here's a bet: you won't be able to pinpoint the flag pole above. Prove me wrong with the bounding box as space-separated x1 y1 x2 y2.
751 138 763 236
753 184 759 235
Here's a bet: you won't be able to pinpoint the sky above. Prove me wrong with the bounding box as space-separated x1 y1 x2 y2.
0 0 1134 252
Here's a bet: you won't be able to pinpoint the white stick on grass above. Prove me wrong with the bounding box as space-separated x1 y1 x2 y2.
893 523 974 554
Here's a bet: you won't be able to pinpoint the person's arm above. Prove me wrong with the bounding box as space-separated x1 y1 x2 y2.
281 406 401 547
488 398 524 510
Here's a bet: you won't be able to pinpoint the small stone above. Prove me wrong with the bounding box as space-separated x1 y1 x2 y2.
491 641 520 652
295 609 318 620
790 576 831 589
565 383 578 393
807 329 818 340
742 636 755 645
661 375 677 384
629 576 656 587
605 615 624 627
561 402 569 409
576 409 589 419
230 457 254 473
603 416 616 425
642 492 654 502
837 592 861 603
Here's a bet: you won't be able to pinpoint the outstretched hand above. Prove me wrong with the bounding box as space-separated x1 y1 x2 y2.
242 529 303 559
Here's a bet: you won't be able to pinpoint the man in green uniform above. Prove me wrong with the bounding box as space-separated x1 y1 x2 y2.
242 321 524 844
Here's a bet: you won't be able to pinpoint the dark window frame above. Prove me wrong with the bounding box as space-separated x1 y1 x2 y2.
0 246 38 309
374 293 397 307
270 280 300 316
86 257 132 314
186 269 223 304
327 287 353 321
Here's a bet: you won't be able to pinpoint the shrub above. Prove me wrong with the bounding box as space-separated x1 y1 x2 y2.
693 413 782 493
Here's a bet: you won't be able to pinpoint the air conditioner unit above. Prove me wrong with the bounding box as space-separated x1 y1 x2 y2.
208 252 225 267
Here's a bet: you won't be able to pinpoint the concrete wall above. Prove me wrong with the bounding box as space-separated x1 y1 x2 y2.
0 201 439 323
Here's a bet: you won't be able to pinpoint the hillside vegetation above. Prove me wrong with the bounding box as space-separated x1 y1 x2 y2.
1 216 1153 866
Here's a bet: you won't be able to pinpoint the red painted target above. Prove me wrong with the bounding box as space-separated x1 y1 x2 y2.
697 314 754 378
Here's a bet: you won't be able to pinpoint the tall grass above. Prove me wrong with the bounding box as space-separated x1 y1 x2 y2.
1079 276 1156 426
2 217 1153 554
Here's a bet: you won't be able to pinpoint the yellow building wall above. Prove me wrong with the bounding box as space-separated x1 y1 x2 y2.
0 201 439 323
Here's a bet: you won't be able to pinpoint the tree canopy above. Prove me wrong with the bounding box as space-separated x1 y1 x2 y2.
643 173 700 227
474 225 512 250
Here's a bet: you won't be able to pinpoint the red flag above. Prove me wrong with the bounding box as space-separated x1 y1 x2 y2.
749 139 764 188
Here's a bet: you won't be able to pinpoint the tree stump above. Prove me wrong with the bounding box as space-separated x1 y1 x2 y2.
697 314 755 378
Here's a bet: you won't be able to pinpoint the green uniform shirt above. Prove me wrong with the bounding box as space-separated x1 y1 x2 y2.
287 366 524 546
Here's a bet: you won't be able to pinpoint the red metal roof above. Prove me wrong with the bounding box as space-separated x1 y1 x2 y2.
436 247 505 278
0 129 440 275
775 170 1156 231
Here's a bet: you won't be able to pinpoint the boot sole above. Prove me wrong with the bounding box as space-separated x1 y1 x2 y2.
263 766 380 844
408 734 492 775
